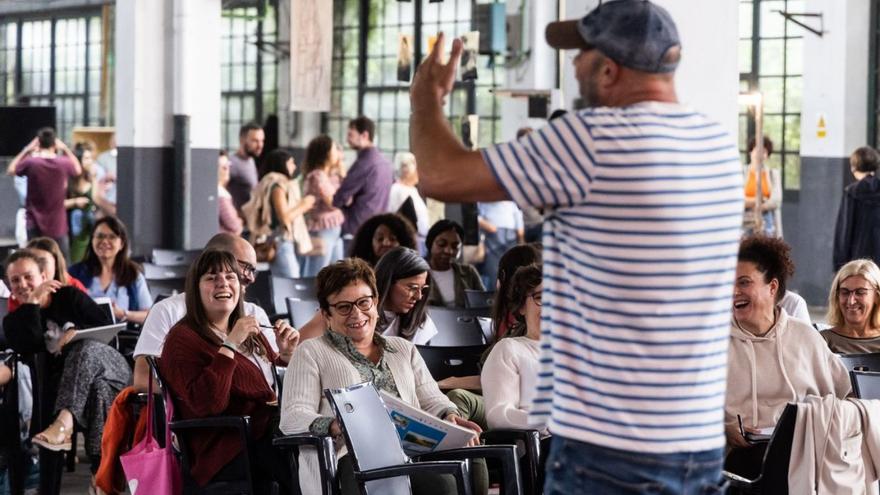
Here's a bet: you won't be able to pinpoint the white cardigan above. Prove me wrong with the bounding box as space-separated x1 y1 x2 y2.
480 336 543 430
279 334 455 495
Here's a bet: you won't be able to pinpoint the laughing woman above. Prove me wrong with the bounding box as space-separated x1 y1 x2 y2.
821 259 880 354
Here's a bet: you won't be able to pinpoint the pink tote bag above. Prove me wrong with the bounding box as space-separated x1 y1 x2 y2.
120 378 182 495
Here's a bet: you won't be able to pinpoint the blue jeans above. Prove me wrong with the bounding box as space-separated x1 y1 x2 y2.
300 226 343 278
481 228 517 287
270 238 300 278
544 437 726 495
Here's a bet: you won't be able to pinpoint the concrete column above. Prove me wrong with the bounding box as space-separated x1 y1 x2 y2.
115 0 221 255
790 0 870 304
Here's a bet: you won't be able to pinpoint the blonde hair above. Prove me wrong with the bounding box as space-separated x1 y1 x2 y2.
826 259 880 328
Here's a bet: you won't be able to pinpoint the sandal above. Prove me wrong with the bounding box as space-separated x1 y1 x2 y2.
32 419 72 451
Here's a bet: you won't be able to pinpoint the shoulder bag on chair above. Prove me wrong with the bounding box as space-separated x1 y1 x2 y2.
120 377 182 495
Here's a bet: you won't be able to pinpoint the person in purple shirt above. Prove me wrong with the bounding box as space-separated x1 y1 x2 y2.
228 122 265 212
333 116 393 237
6 127 82 260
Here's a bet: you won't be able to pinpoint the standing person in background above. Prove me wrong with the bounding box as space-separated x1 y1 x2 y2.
409 0 743 491
300 135 346 277
333 116 393 242
742 136 782 237
66 142 98 262
477 201 523 287
228 122 265 212
388 152 430 239
6 127 82 261
94 134 118 216
833 146 880 270
217 150 243 235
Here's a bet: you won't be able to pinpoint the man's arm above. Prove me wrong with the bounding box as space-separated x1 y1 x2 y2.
6 138 37 176
410 33 508 203
332 162 364 209
55 139 82 176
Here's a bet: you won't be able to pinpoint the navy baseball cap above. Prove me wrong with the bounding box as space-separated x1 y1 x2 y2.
545 0 680 73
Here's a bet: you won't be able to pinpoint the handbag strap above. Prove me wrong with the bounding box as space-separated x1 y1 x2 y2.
144 372 155 442
162 388 175 446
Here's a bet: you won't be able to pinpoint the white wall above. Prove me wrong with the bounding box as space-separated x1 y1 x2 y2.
800 0 871 158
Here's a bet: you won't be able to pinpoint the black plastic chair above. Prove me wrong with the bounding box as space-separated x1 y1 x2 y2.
272 434 339 495
464 290 495 310
325 381 522 495
426 308 489 347
246 269 274 314
851 370 880 399
723 403 798 494
481 429 546 495
286 297 320 329
837 352 880 372
272 277 317 315
416 345 486 382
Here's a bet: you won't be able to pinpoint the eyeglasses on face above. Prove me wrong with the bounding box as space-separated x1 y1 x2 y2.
94 232 119 242
529 290 543 306
328 295 375 316
236 260 257 277
839 287 876 299
398 282 430 298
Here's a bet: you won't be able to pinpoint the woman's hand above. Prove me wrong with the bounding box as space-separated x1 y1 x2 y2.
725 422 751 449
28 280 62 304
227 315 261 346
329 419 343 439
300 194 316 211
445 413 481 447
112 303 127 321
273 319 300 361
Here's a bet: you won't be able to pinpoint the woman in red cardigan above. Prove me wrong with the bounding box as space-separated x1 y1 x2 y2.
158 249 299 493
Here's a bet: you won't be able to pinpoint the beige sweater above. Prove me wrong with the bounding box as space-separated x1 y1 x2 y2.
725 309 852 434
279 334 455 495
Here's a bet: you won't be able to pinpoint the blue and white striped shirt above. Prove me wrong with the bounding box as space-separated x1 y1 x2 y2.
482 101 743 453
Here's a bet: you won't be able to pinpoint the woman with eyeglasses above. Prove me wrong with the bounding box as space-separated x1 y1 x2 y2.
68 216 153 323
280 257 488 495
821 259 880 353
725 236 850 478
375 246 438 344
480 264 546 431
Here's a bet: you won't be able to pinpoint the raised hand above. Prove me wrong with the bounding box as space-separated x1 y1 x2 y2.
410 32 464 112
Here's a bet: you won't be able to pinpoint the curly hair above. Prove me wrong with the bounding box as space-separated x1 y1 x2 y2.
303 134 334 176
737 235 795 303
348 213 417 266
826 259 880 328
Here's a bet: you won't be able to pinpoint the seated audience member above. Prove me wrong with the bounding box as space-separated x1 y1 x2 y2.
280 258 486 495
131 233 276 391
301 134 346 277
725 236 850 477
780 290 810 324
6 237 88 313
481 264 545 431
68 216 153 324
821 259 880 353
348 213 417 266
3 249 129 488
217 150 243 236
491 244 542 340
157 249 298 492
424 220 485 308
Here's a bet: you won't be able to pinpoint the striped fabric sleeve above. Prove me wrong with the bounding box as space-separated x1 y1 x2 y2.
482 113 597 210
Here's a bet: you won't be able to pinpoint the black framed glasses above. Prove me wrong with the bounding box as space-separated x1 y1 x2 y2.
328 295 375 316
529 291 543 306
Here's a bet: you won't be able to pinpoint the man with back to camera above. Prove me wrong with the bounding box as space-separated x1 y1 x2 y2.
409 1 744 492
228 122 266 212
6 127 82 261
333 116 393 238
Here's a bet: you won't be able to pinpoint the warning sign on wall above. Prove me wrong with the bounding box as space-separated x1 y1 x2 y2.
817 114 827 139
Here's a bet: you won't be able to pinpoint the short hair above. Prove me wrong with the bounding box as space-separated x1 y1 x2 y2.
238 122 263 139
737 235 795 304
37 127 55 149
375 247 431 336
348 116 375 141
746 135 774 159
425 219 465 258
506 264 543 337
316 257 377 313
349 213 417 266
491 243 543 336
26 237 71 284
850 146 880 173
5 248 47 276
826 259 880 328
516 127 533 139
261 149 293 179
303 134 334 175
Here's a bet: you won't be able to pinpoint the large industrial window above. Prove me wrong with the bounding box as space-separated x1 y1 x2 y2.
221 2 278 150
0 12 105 143
739 0 804 193
328 0 503 161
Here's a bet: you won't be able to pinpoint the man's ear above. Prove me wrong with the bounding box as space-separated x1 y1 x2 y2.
602 58 621 87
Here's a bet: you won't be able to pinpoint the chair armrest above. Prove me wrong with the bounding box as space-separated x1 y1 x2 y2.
481 429 542 490
273 434 338 495
722 470 755 490
414 445 522 495
357 461 472 495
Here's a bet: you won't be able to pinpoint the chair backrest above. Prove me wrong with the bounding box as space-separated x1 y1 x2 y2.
325 382 411 494
244 269 273 313
427 308 489 346
416 344 486 382
143 262 189 280
286 297 320 329
464 290 495 310
851 370 880 399
757 403 798 493
152 249 201 267
272 276 316 315
837 352 880 372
